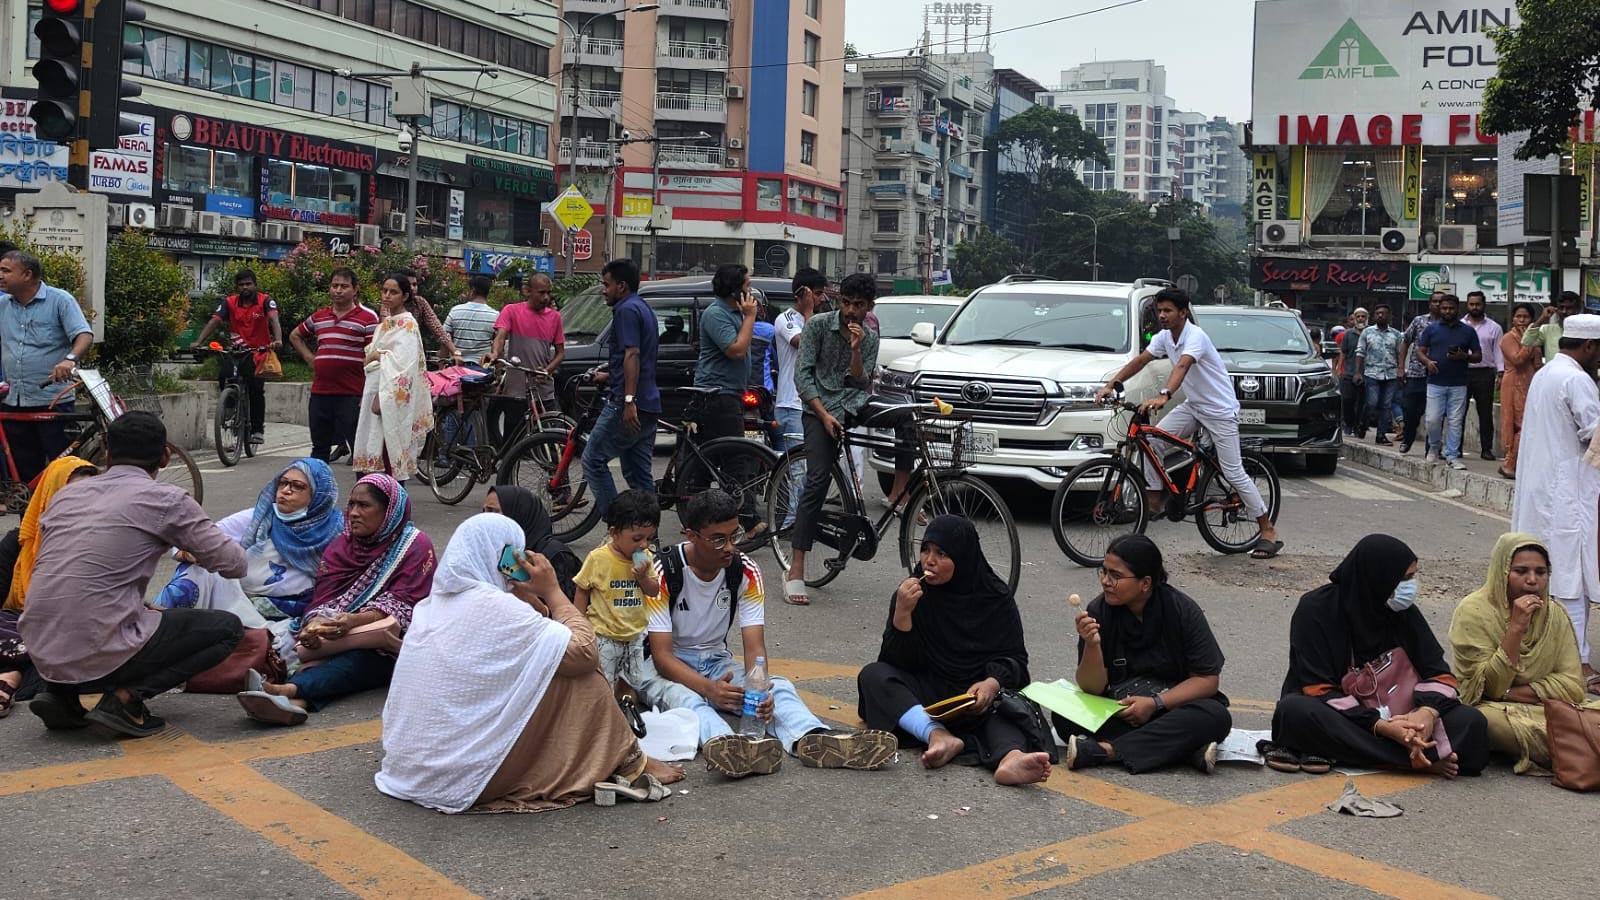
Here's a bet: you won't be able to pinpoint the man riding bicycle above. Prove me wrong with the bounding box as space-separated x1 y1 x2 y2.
192 269 282 447
1095 287 1283 560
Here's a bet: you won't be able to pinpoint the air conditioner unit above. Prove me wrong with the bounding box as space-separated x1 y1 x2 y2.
355 223 381 247
226 218 256 239
877 136 892 151
126 203 156 229
158 205 193 231
726 137 744 149
725 155 740 167
1435 224 1479 253
196 211 223 235
284 224 305 243
786 184 799 199
262 222 288 242
725 84 744 100
1379 226 1420 254
106 203 126 228
866 89 881 107
1257 220 1301 248
386 211 408 232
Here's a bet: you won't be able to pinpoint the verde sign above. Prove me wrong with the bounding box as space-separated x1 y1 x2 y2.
1300 19 1398 81
1409 263 1575 304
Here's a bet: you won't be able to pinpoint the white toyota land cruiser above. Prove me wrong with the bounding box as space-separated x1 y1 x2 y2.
871 276 1179 490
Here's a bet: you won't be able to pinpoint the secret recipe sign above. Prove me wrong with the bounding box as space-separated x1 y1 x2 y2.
1251 256 1410 296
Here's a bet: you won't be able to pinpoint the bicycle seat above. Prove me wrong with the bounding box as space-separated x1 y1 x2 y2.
678 386 722 399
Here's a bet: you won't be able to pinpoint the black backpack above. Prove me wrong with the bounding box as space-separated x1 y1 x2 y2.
647 545 747 656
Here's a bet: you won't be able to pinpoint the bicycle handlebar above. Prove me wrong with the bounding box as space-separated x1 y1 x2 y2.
491 357 551 381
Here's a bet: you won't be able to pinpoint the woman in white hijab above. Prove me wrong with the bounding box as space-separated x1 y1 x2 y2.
375 513 684 813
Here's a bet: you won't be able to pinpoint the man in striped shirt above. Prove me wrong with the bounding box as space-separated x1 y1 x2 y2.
289 267 378 462
443 275 499 361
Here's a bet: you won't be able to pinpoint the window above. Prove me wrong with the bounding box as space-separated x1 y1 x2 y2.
802 81 819 117
1124 140 1140 156
801 131 817 166
804 32 820 67
1126 104 1141 120
211 47 251 97
1124 175 1139 190
164 145 213 194
876 210 900 233
918 212 928 233
186 41 211 89
806 0 820 18
1307 149 1402 241
876 168 902 181
876 250 899 275
213 150 252 197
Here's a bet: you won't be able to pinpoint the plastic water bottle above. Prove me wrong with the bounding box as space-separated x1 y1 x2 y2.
738 656 770 738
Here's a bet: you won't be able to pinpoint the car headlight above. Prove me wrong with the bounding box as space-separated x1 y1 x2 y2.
878 369 914 400
1302 372 1335 394
1045 382 1102 411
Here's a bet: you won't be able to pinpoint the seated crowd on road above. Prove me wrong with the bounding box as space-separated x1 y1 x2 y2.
5 254 1600 814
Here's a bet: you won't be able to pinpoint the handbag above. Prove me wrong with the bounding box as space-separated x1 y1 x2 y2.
296 616 400 665
1107 676 1174 702
186 627 286 693
1544 700 1600 792
988 689 1060 764
1340 647 1453 760
254 349 283 380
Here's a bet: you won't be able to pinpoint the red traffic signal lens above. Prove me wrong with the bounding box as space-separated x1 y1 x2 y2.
44 0 81 13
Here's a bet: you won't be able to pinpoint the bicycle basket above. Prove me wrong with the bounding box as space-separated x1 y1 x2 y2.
77 369 126 420
917 416 975 469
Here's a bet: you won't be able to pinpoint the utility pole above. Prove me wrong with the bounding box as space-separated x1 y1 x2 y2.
566 60 581 277
403 65 423 250
647 138 662 280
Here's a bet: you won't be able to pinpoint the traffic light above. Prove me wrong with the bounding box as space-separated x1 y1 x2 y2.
86 0 146 150
30 0 87 143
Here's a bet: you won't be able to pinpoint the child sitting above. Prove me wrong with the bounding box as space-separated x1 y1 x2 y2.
574 490 661 691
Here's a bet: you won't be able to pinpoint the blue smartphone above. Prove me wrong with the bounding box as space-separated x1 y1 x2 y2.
498 544 531 582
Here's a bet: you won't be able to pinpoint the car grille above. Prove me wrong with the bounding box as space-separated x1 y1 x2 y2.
1231 374 1301 402
912 374 1047 425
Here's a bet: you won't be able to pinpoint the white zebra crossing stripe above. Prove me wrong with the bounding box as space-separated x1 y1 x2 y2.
1319 475 1408 502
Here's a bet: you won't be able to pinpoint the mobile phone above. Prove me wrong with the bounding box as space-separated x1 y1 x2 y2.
498 544 531 582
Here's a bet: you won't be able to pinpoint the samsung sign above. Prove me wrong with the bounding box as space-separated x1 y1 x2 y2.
1252 2 1520 146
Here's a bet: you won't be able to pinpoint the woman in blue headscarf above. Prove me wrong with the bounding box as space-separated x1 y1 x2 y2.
156 458 343 634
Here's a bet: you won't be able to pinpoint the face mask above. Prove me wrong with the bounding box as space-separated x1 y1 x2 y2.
1386 578 1419 612
274 503 309 523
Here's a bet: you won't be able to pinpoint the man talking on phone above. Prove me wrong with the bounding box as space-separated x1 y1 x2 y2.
1415 294 1481 470
695 264 762 528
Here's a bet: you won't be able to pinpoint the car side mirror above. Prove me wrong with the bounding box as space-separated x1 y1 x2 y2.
1322 347 1338 360
911 322 936 346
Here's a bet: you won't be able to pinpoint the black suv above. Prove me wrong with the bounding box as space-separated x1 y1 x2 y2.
1188 306 1342 475
554 275 796 426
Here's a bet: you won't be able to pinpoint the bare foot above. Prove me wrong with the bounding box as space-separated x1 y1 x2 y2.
920 728 965 769
645 757 686 785
994 750 1053 786
1427 753 1460 779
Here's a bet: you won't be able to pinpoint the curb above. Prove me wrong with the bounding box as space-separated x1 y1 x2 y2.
1341 441 1514 516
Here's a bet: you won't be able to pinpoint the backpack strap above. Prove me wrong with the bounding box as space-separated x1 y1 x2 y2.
660 544 747 633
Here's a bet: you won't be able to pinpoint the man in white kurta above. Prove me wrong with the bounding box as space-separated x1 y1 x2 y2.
1511 314 1600 679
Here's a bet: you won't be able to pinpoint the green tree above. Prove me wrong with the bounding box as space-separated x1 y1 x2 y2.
1480 0 1600 158
988 106 1109 256
951 229 1023 289
101 232 191 371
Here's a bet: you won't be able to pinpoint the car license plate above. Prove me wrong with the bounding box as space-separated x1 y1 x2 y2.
1239 408 1266 426
970 429 997 455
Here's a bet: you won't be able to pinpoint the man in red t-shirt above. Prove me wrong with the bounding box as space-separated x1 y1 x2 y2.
488 272 565 446
289 267 378 462
191 269 282 444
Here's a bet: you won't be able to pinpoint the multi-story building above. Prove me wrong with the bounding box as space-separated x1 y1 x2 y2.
2 0 563 288
841 52 992 291
557 0 844 280
1206 117 1248 211
1040 59 1179 205
984 67 1044 245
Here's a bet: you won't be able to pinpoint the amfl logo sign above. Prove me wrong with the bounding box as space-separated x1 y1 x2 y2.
1300 19 1399 80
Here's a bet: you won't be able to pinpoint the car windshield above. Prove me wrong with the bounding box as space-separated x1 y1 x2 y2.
559 285 611 344
1193 312 1312 355
874 302 957 339
942 291 1130 352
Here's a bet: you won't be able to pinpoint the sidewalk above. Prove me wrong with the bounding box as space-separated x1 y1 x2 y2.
1340 429 1514 516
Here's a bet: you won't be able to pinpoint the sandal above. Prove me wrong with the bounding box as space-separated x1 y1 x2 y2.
1300 754 1333 775
784 578 810 606
593 773 671 806
1250 538 1284 560
1261 741 1301 773
0 679 17 719
1585 672 1600 696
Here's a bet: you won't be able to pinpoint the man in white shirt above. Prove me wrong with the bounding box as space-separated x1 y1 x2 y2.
442 275 499 361
1096 288 1282 558
775 268 826 451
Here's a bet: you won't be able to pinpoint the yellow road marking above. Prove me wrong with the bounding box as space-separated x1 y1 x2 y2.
1225 831 1499 900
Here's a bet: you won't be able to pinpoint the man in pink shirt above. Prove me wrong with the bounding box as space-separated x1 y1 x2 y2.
489 272 566 446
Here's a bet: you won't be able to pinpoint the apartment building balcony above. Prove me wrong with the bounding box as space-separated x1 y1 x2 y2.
562 36 625 68
574 89 622 119
564 0 626 12
945 75 975 109
655 91 728 122
867 181 909 202
869 96 912 117
659 0 731 20
657 145 727 169
557 138 614 168
659 40 730 69
880 138 938 159
871 229 903 243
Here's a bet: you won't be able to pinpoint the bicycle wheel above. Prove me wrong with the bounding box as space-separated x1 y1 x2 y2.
418 406 468 489
241 392 257 459
1194 451 1281 555
498 430 603 543
1050 458 1149 568
673 437 778 554
901 474 1021 592
77 437 203 506
213 385 243 467
428 408 486 506
763 446 852 588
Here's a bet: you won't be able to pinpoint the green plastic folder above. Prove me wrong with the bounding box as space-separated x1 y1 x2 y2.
1022 679 1124 732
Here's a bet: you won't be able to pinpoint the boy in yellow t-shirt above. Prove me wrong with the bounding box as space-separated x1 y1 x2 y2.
574 490 661 689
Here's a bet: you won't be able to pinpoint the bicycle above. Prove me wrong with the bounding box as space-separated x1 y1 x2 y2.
205 341 271 467
1050 389 1281 567
417 357 575 505
496 375 780 547
0 368 203 515
764 403 1021 592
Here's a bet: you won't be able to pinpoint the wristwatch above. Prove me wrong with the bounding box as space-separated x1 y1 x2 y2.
624 394 635 404
1152 693 1168 713
1157 388 1172 397
64 353 78 362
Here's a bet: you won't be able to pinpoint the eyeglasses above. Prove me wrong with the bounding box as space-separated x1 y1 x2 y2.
690 528 744 550
276 479 310 493
1097 567 1137 582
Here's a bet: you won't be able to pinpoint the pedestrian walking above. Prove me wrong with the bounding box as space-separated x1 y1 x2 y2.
1510 313 1600 694
191 269 283 449
1416 294 1481 469
289 267 378 463
1497 302 1543 478
1462 291 1503 461
0 250 92 484
1353 303 1401 445
352 275 433 482
1397 293 1443 454
1337 308 1368 436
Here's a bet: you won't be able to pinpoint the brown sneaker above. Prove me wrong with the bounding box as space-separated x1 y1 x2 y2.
703 734 783 778
794 729 898 770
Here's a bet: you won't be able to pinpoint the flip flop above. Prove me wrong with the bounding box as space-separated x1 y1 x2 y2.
784 578 810 606
1250 539 1284 559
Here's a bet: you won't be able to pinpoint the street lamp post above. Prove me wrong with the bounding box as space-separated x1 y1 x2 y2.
934 147 987 289
1060 211 1103 281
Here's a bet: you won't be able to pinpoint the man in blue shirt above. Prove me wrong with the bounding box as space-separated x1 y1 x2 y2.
0 250 93 483
583 258 660 513
694 263 761 526
1416 294 1481 469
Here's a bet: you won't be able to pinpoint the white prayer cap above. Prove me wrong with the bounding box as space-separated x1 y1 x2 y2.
1563 314 1600 340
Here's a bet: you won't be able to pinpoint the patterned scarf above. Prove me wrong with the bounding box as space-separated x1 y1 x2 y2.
242 458 343 578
